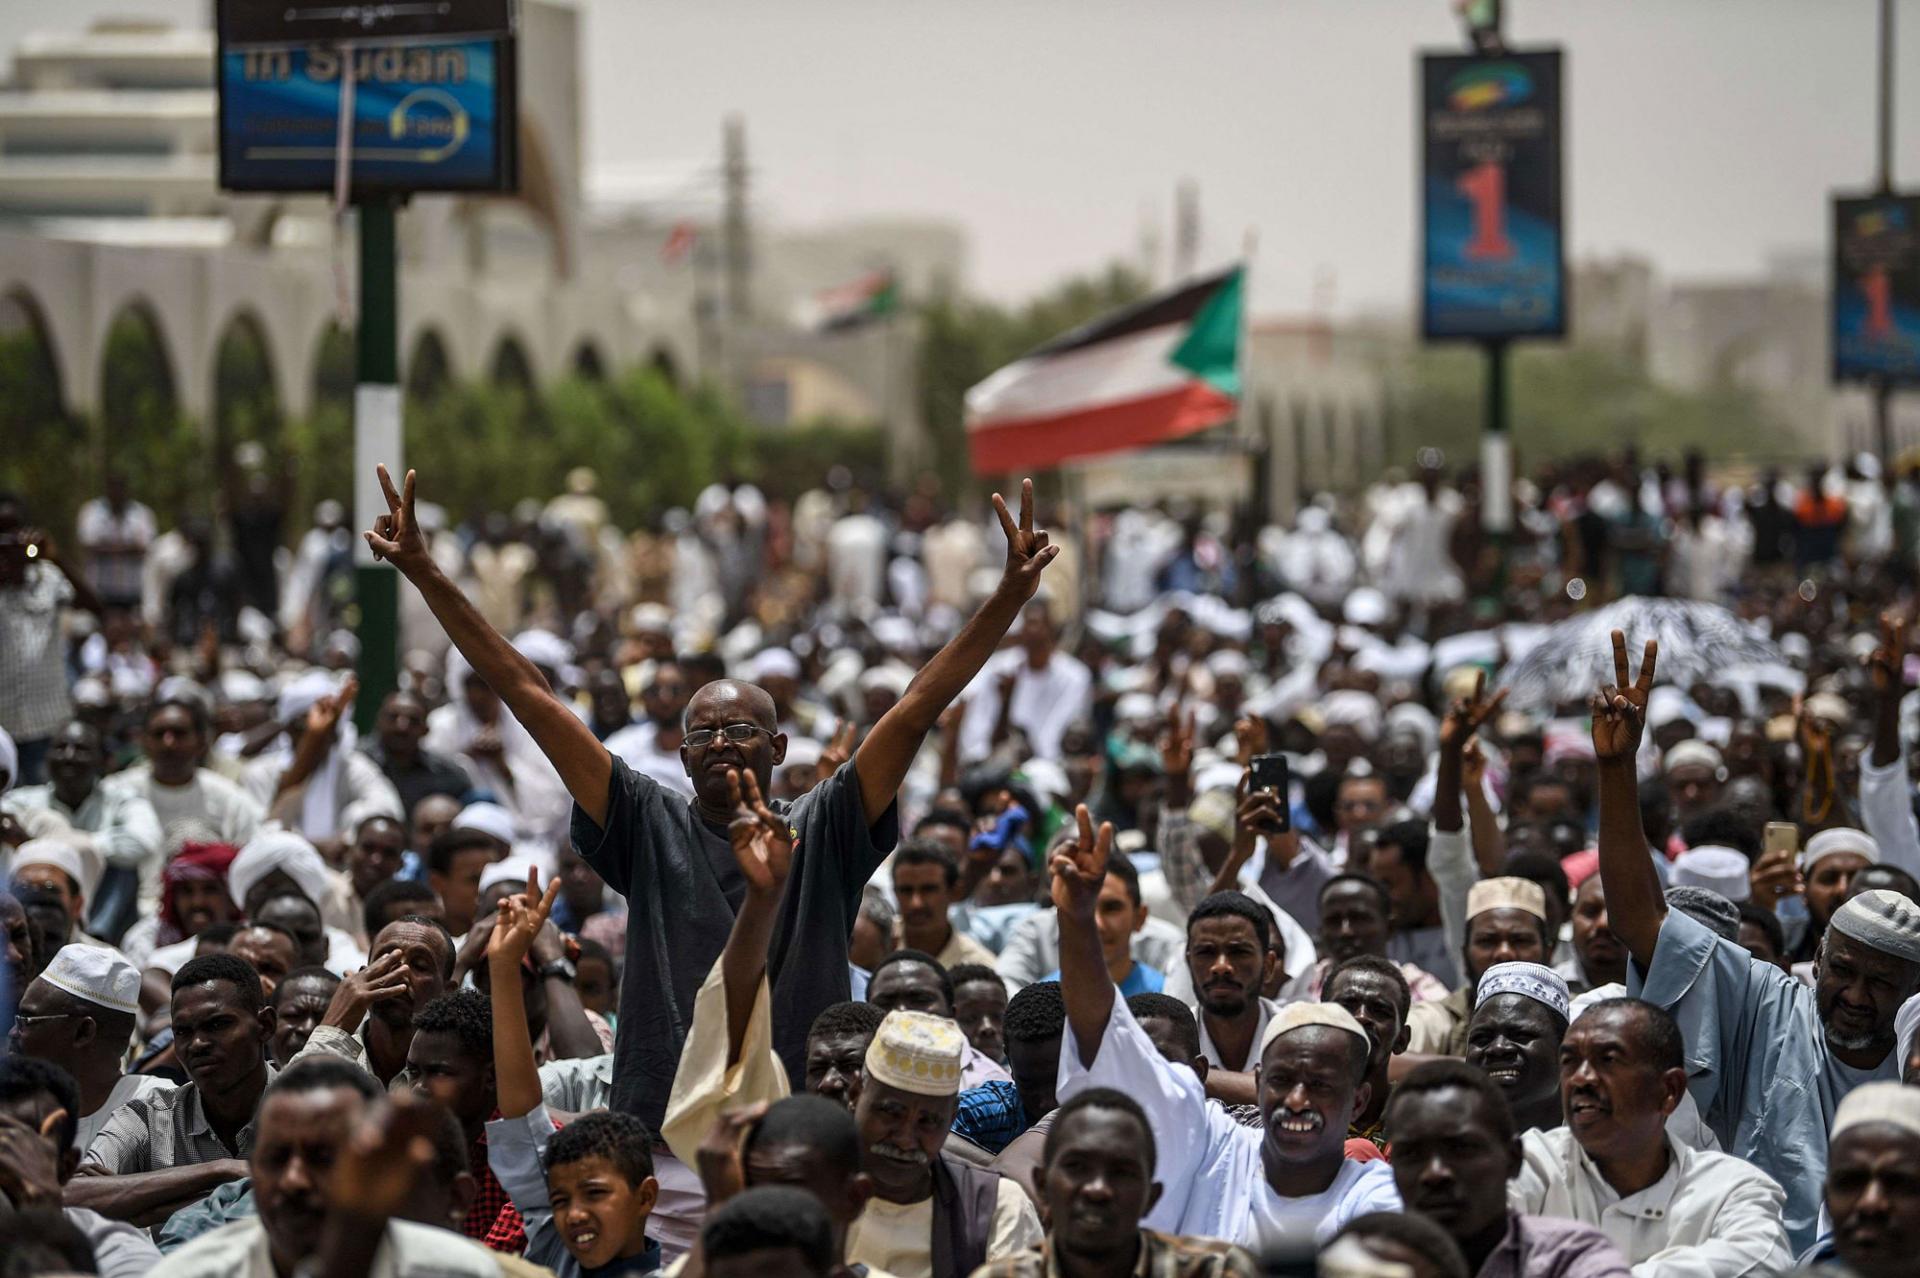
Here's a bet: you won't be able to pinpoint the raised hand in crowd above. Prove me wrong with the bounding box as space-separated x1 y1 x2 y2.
1592 630 1663 968
1160 706 1197 809
1434 668 1505 836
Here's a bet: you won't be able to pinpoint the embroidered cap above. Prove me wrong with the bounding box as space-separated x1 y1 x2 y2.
864 1010 965 1098
38 943 141 1016
1255 999 1371 1058
1829 889 1920 965
1467 876 1547 923
1801 827 1880 873
1669 846 1751 903
1833 1081 1920 1142
1475 961 1571 1022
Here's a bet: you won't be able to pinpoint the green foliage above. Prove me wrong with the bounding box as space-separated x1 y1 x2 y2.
0 322 79 535
1394 345 1799 471
917 262 1152 494
100 309 203 525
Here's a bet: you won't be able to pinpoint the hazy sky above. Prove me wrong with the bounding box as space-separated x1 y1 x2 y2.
8 0 1920 315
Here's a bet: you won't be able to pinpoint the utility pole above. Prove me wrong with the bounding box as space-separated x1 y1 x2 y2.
723 115 751 321
352 198 401 732
1874 0 1896 464
1173 178 1200 280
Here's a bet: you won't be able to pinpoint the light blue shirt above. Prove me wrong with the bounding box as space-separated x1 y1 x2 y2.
1629 908 1895 1254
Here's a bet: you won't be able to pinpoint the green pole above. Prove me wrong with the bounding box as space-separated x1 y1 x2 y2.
353 198 401 734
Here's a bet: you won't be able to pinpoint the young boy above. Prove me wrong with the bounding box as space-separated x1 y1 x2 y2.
487 872 661 1275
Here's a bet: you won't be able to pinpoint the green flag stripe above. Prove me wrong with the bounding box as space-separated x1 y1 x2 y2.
1168 267 1243 398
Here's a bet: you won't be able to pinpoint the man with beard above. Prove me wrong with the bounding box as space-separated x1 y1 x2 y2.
1464 962 1570 1135
70 954 272 1223
1052 806 1399 1250
1509 998 1791 1276
1180 891 1278 1106
845 1009 1042 1277
1593 631 1920 1253
296 915 454 1084
1386 1060 1628 1277
1812 1082 1920 1278
1407 877 1553 1054
1322 955 1411 1153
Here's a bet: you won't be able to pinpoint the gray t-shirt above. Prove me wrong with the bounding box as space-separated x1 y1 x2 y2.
573 756 897 1129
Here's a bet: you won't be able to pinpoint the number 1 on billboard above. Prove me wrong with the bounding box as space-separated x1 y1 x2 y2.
1458 161 1514 262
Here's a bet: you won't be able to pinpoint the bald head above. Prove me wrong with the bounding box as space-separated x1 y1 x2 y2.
681 679 787 815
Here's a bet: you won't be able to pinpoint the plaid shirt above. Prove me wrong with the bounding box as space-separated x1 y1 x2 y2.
952 1080 1026 1155
82 1067 276 1173
470 1116 529 1253
0 562 74 740
971 1228 1263 1277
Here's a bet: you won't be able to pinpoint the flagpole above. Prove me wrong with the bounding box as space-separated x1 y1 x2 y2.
1239 228 1262 529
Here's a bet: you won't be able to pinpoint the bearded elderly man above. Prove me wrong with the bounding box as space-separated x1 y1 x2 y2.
842 1009 1041 1278
1510 997 1792 1278
1051 808 1399 1252
1591 632 1920 1253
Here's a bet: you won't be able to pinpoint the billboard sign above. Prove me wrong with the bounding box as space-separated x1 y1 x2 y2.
216 0 516 194
1421 49 1565 341
1833 193 1920 384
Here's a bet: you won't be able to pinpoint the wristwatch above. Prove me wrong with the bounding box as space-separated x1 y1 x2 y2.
538 957 577 983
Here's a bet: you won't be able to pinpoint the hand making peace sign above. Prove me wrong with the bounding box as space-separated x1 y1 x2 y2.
1591 629 1658 763
364 464 430 577
991 478 1061 603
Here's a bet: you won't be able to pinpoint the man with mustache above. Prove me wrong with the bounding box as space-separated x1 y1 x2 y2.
1052 806 1399 1251
1509 997 1792 1276
845 1008 1041 1277
1181 890 1280 1106
1816 1082 1920 1278
366 464 1057 1249
1463 962 1570 1135
1592 632 1920 1253
293 914 456 1084
68 953 272 1224
1387 1059 1628 1278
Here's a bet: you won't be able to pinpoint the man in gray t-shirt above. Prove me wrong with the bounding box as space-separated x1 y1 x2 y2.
364 464 1059 1129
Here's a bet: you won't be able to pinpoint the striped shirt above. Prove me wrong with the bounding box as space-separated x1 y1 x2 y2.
83 1067 276 1174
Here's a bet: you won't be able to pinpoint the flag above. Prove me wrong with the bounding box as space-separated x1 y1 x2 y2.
798 269 898 331
661 220 697 264
964 265 1242 475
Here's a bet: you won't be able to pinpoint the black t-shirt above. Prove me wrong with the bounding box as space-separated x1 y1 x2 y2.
572 755 898 1129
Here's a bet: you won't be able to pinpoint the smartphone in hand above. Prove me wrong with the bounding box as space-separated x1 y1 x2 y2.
1249 753 1292 833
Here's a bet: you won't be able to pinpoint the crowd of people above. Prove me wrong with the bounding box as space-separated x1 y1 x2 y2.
2 445 1920 1278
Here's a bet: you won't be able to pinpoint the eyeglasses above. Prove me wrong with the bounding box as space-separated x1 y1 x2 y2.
683 723 775 749
8 1011 74 1036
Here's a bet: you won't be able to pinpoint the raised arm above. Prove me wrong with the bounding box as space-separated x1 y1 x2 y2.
1050 804 1117 1066
1434 670 1504 838
364 465 613 825
1460 738 1507 876
275 677 358 801
1860 612 1920 878
721 768 794 1066
1594 631 1664 970
851 479 1058 823
488 871 560 1120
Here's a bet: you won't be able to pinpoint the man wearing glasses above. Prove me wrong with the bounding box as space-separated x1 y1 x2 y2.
363 464 1059 1255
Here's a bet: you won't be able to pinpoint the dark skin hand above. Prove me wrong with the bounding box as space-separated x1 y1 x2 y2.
1434 670 1507 838
367 465 1055 831
1868 610 1908 769
1591 631 1664 969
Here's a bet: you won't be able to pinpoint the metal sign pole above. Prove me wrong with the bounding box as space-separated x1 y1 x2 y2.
353 198 402 732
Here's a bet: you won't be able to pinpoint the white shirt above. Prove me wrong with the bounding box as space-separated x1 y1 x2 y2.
604 722 696 798
1192 996 1283 1075
152 1216 501 1277
114 765 264 910
1510 1127 1793 1278
844 1178 1041 1278
1058 994 1401 1248
957 648 1092 764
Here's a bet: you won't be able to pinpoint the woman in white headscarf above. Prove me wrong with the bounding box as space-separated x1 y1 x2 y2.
424 648 571 847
